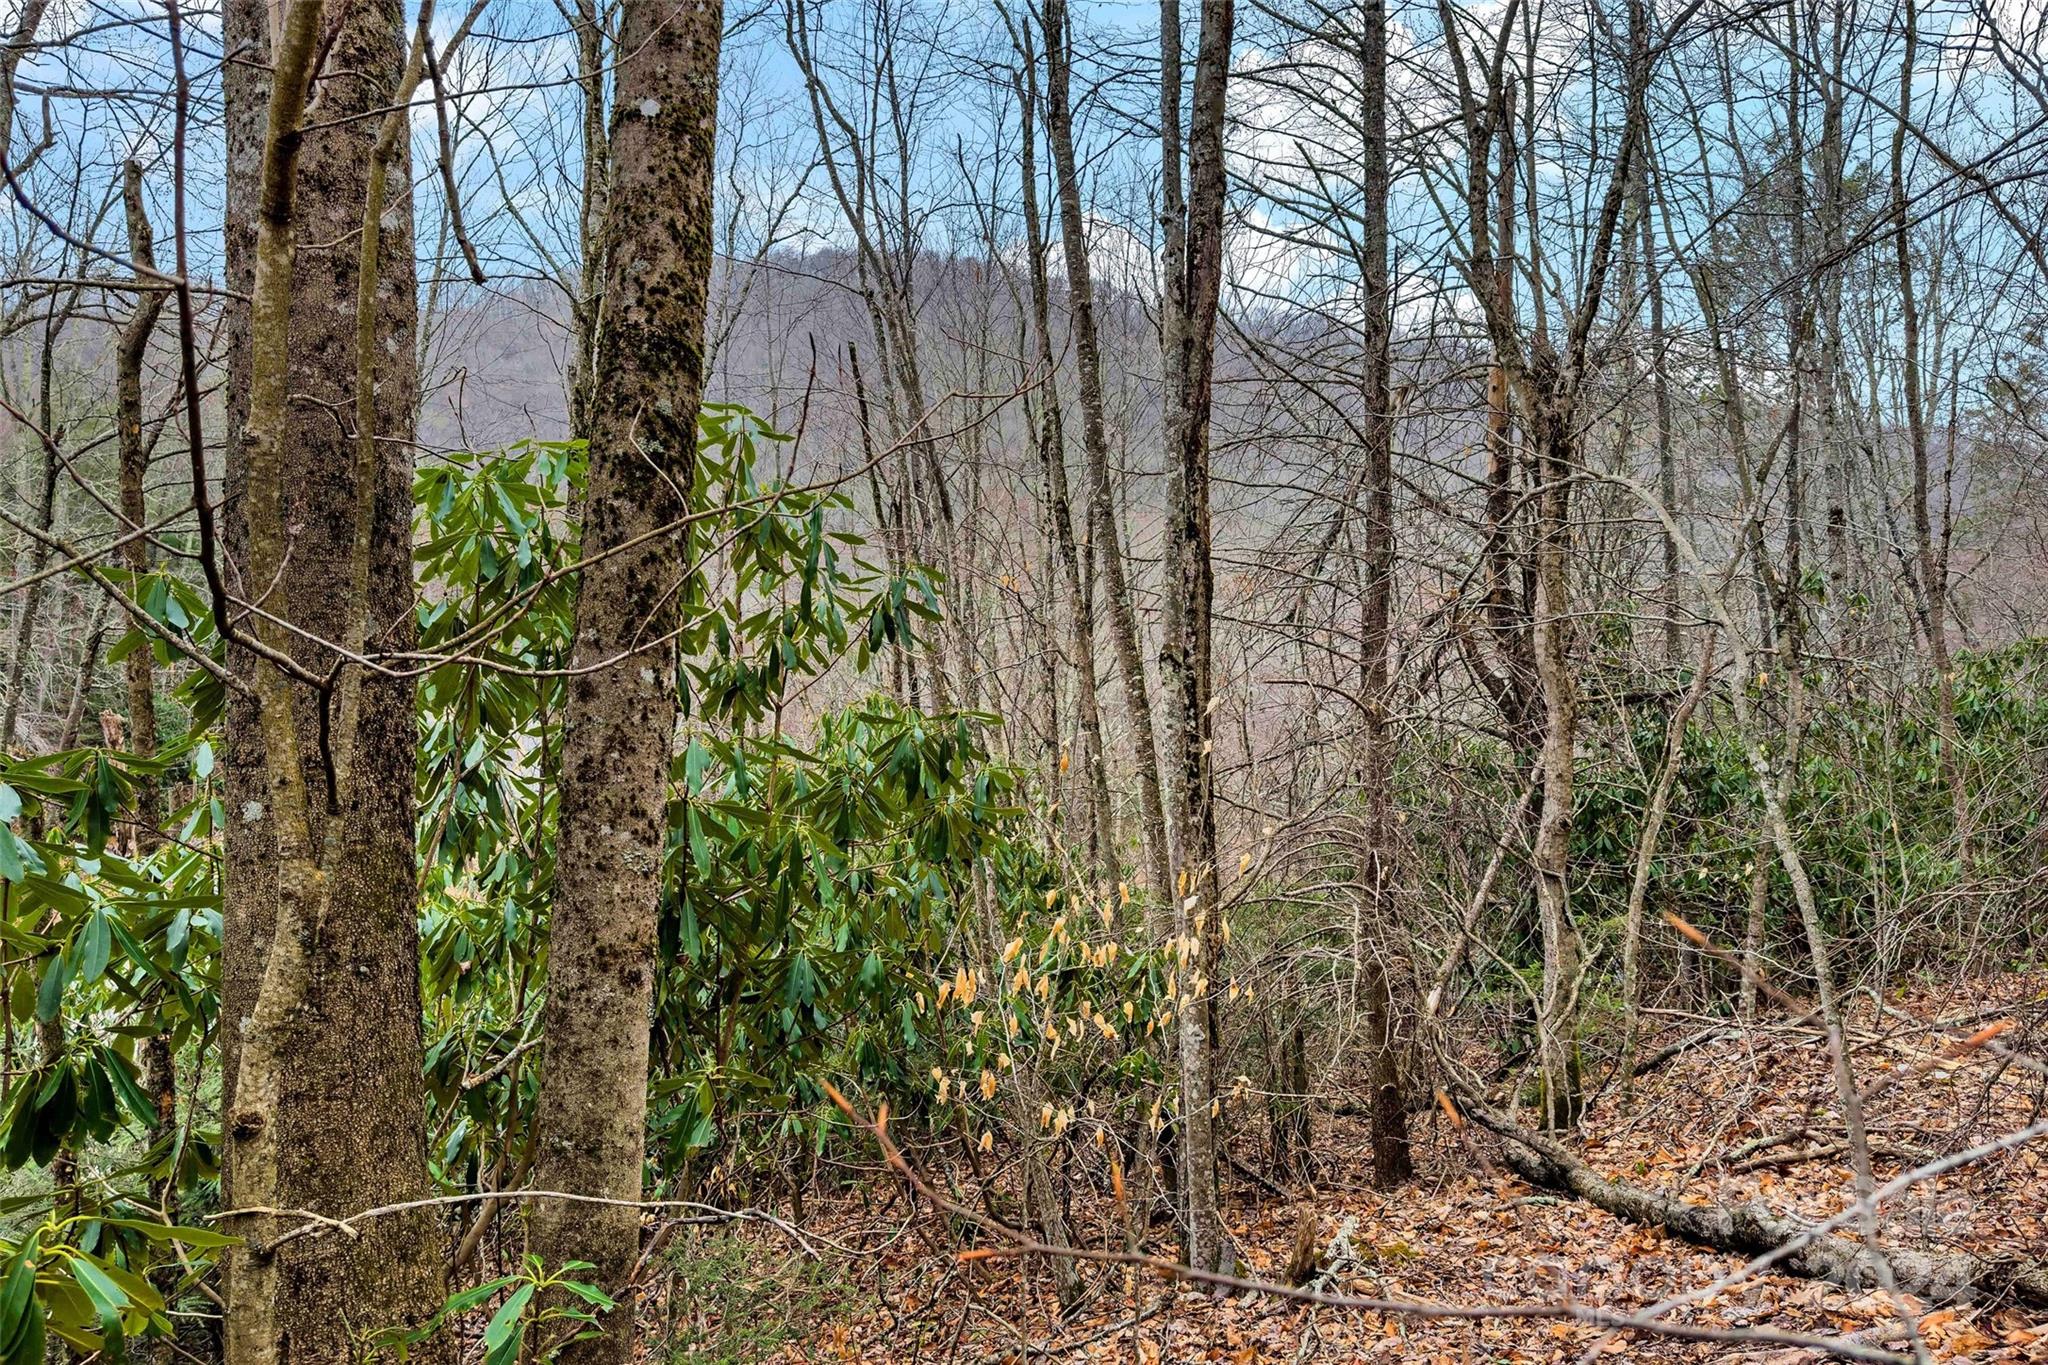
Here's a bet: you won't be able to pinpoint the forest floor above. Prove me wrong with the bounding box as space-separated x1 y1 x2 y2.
648 968 2048 1363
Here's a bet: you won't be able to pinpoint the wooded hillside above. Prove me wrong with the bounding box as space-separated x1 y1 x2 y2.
1 0 2046 1359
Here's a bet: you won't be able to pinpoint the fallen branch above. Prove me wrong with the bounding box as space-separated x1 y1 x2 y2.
1729 1140 1936 1176
1227 1150 1293 1200
818 1084 1912 1363
1693 1128 1937 1177
1455 1094 2048 1308
1627 1025 1737 1080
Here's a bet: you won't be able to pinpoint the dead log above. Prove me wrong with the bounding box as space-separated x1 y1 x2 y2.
1627 1025 1735 1079
1457 1095 2048 1308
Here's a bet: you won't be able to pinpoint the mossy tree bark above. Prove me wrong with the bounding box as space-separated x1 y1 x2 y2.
528 2 723 1359
217 0 445 1356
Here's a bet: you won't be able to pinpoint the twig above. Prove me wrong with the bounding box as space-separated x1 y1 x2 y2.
816 1084 1910 1364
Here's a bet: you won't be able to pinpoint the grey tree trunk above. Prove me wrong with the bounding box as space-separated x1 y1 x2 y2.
1480 79 1538 763
1043 0 1174 911
117 157 165 828
1891 2 1966 858
1618 630 1717 1089
1439 0 1652 1130
1011 37 1113 885
528 2 723 1358
1 342 61 748
1462 1092 2048 1309
1636 153 1680 672
566 0 610 444
1528 399 1584 1130
1157 0 1236 1276
56 598 110 753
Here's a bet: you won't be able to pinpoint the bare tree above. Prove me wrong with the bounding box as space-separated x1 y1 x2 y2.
1158 0 1236 1274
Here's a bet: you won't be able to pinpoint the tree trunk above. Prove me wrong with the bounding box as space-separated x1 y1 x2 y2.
1890 1 1966 860
565 0 610 444
56 598 110 753
528 2 723 1358
1043 0 1173 910
217 0 445 1355
1447 0 1650 1130
1270 1024 1311 1179
1011 38 1113 886
1356 0 1410 1186
1480 77 1538 761
36 1016 76 1217
1618 630 1717 1088
1528 405 1583 1130
1636 153 1680 672
1157 0 1236 1276
973 870 1083 1306
1816 10 1850 617
117 157 165 832
1 353 60 748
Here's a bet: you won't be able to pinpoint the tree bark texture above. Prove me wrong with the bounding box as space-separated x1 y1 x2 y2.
529 4 724 1359
1043 0 1173 910
217 0 444 1354
117 158 165 830
1355 0 1411 1187
1011 39 1113 886
1158 0 1236 1276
